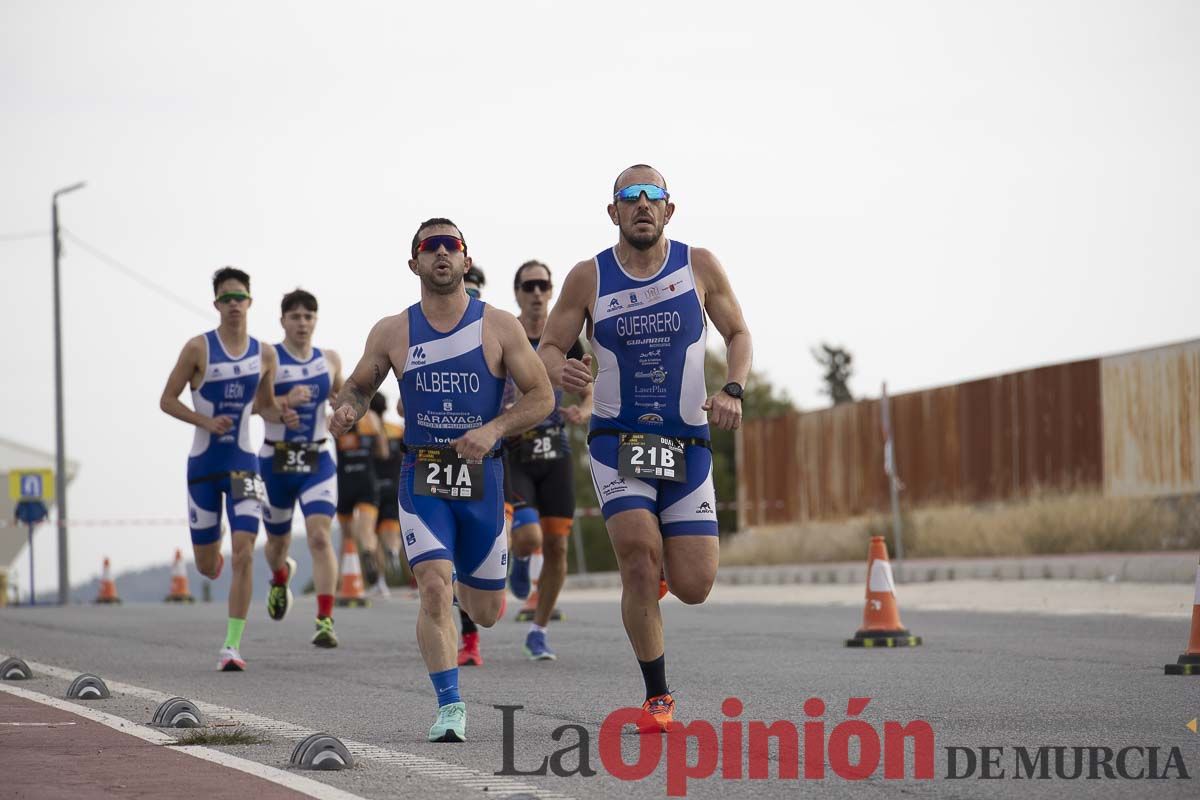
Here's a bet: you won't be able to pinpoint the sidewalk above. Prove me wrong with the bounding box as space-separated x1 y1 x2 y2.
567 550 1199 590
0 688 335 800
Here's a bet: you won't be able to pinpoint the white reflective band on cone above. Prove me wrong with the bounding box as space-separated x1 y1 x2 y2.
869 559 896 594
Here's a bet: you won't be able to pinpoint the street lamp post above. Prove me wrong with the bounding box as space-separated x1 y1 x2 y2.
52 181 85 605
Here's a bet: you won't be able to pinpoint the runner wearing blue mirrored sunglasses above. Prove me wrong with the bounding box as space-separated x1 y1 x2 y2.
613 183 670 202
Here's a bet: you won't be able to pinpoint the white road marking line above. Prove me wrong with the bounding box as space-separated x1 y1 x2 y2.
0 682 365 800
5 656 575 800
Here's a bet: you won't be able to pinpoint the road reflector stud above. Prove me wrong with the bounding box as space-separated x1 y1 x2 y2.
66 673 111 699
152 696 205 728
290 732 354 770
0 657 32 680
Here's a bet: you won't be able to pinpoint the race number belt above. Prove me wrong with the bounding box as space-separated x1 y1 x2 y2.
516 425 565 464
229 470 268 503
617 433 687 483
271 440 322 474
413 447 484 501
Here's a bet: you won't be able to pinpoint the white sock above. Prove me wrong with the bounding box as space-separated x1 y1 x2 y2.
529 623 547 635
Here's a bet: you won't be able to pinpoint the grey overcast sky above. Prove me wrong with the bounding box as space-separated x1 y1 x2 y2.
2 1 1197 595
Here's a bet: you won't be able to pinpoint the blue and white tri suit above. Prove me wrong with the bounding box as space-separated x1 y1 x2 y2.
258 344 338 535
186 330 263 545
587 240 719 536
397 298 509 590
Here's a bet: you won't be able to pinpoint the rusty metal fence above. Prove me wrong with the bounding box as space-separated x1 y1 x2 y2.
737 339 1198 527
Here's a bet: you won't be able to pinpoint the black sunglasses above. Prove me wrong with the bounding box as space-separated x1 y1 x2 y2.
519 279 552 293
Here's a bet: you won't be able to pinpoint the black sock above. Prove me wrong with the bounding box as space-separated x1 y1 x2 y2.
460 608 477 635
638 654 668 700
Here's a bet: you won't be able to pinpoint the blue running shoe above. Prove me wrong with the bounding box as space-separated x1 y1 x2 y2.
524 629 557 661
508 556 531 600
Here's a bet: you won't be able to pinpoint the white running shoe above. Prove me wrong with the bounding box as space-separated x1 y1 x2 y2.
218 646 246 672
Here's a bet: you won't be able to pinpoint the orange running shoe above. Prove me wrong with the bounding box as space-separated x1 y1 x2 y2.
457 632 482 667
639 692 676 733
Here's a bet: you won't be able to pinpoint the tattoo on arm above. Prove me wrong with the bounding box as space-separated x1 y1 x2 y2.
371 363 384 391
335 379 372 420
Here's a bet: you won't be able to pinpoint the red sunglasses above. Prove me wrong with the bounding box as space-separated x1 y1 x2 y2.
416 235 466 254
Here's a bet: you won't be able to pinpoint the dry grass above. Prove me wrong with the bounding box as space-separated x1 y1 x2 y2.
166 727 269 746
722 492 1199 566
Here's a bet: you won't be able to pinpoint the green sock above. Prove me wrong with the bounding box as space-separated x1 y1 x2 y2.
224 617 246 649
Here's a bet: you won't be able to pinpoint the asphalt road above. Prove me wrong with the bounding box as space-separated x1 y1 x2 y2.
1 584 1197 800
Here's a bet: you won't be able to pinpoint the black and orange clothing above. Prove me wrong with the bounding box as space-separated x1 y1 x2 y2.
376 420 405 530
336 415 382 516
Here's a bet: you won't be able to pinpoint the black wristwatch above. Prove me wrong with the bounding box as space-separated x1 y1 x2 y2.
721 382 744 400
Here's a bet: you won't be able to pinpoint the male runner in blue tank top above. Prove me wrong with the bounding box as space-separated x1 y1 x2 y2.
538 166 753 731
329 218 553 743
258 288 346 647
160 267 300 671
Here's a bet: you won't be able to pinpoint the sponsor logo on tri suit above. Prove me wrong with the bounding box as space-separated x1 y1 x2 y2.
224 383 245 400
607 297 623 312
628 336 672 347
628 292 639 305
638 349 662 366
635 400 667 410
638 413 664 425
615 310 681 337
411 345 427 366
601 479 625 498
414 371 481 394
697 501 713 514
405 529 416 546
632 367 668 384
501 552 508 566
416 411 484 430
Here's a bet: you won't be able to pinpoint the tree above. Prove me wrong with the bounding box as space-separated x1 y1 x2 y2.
812 343 854 405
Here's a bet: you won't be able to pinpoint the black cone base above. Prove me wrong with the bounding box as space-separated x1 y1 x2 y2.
846 628 922 648
1164 653 1200 675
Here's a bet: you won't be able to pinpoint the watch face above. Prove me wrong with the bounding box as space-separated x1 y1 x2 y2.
723 382 743 398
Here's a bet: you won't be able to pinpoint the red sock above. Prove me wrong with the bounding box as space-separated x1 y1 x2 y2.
272 566 290 586
317 594 334 619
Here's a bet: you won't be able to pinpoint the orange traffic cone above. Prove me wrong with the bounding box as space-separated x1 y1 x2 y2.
94 557 121 605
1164 558 1200 675
845 536 921 647
336 535 370 608
164 548 195 603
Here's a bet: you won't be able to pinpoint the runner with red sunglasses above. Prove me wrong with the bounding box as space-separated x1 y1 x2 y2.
329 218 553 742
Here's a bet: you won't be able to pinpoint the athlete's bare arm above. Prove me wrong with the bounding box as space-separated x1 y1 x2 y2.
329 314 405 437
254 345 300 429
561 342 594 425
538 260 597 396
694 247 752 431
160 336 231 434
325 349 345 399
450 309 554 460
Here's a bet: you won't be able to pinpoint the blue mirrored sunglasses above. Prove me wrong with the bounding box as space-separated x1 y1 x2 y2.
613 183 669 202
